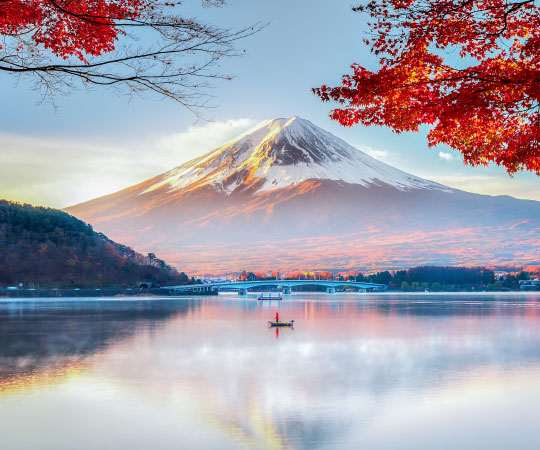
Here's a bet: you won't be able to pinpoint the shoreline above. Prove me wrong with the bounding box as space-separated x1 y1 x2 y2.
1 290 538 300
0 287 218 299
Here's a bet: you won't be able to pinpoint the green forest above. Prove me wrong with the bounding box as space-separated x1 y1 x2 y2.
358 266 531 291
0 200 189 287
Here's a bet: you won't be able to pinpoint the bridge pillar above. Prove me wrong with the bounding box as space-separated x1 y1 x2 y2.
326 287 335 294
238 289 247 296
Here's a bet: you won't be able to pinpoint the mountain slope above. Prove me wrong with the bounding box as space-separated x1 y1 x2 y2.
66 117 540 274
0 200 189 286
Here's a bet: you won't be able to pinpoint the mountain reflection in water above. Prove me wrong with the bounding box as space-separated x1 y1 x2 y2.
1 293 540 450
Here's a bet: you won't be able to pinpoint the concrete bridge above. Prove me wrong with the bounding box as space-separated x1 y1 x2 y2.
165 280 387 295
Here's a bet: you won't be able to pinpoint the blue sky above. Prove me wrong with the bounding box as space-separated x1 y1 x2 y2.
0 0 538 207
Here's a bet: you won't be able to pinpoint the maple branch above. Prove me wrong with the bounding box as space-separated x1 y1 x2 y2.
317 0 540 174
0 1 263 112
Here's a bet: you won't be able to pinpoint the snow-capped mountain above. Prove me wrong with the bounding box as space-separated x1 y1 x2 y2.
66 117 540 274
142 117 448 195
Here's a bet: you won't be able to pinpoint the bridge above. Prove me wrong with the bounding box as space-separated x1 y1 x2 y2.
165 280 387 295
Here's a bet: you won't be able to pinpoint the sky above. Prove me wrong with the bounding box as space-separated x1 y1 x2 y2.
0 0 538 208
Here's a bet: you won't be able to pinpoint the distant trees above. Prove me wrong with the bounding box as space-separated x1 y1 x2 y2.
0 200 190 287
239 271 257 281
369 270 392 285
354 266 527 291
369 265 538 291
233 266 530 291
407 266 495 286
228 266 537 291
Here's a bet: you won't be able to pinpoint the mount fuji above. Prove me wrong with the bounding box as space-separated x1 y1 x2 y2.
66 117 540 274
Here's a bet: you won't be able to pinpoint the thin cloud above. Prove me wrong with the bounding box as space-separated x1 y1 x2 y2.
428 174 540 201
0 118 255 208
439 151 454 162
355 144 389 160
156 118 255 166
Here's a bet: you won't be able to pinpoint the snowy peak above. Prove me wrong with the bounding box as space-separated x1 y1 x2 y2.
143 116 451 195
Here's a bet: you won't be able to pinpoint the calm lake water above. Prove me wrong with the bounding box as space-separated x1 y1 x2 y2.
2 293 540 450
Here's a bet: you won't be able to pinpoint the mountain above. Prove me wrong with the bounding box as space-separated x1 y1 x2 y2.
65 117 540 274
0 200 189 286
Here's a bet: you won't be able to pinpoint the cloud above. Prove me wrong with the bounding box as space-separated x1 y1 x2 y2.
355 145 389 160
438 151 454 162
156 118 255 166
427 174 540 201
0 118 255 208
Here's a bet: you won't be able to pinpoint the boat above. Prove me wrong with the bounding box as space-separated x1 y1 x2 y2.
268 320 294 327
258 292 282 300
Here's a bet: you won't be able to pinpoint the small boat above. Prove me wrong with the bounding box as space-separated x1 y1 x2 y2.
258 292 282 300
268 320 294 327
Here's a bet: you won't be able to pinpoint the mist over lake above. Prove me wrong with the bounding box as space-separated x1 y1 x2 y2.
2 293 540 450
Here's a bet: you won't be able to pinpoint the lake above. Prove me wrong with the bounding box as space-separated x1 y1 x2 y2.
2 293 540 450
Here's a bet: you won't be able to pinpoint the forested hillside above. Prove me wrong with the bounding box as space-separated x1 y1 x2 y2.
0 200 189 287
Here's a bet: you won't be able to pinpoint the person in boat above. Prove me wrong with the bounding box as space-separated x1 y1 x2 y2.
275 311 279 323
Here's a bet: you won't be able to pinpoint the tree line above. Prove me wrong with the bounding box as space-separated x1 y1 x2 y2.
0 200 191 287
357 266 531 291
237 266 536 291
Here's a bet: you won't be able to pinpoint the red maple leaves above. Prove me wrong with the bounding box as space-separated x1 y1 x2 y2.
0 1 151 62
0 1 253 109
314 0 540 174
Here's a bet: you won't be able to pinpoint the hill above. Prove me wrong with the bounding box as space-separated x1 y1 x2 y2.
65 117 540 274
0 200 189 287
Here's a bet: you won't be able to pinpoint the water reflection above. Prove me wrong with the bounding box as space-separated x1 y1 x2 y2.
0 298 199 381
1 293 540 450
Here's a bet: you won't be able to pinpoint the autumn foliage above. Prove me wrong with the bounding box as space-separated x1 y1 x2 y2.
314 0 540 174
0 1 255 108
1 0 147 61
